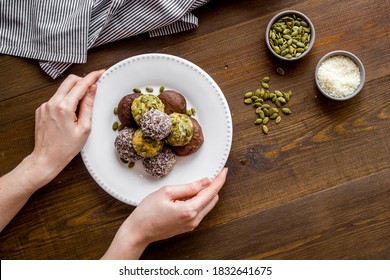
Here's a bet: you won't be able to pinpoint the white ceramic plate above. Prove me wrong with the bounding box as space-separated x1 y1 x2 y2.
81 53 232 206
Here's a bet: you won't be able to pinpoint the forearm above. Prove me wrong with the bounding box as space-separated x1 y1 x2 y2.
0 154 51 232
101 220 149 260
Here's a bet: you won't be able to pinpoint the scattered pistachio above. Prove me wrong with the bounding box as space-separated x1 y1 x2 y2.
128 162 135 168
276 67 285 75
258 110 265 119
255 118 263 125
159 85 165 92
275 90 283 97
133 88 141 93
146 87 154 93
112 121 119 131
262 125 269 134
186 109 192 116
113 106 118 115
244 98 252 104
261 104 270 109
242 75 293 135
244 92 253 98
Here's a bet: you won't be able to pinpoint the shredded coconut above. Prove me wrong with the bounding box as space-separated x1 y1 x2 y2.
317 55 360 98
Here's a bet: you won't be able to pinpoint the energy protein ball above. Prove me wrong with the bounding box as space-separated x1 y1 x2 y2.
117 92 142 127
158 90 187 115
143 147 177 178
114 127 142 162
171 118 204 156
131 94 165 125
132 128 164 158
166 113 193 146
140 108 172 141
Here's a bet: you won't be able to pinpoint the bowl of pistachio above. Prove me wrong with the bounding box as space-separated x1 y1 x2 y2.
265 10 315 61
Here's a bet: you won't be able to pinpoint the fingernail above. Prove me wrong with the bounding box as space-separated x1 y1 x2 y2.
200 177 211 187
89 85 97 95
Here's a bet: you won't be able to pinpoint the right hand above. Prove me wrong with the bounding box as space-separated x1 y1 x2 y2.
101 167 228 259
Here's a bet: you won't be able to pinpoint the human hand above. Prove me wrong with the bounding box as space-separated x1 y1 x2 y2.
28 70 104 189
101 167 228 259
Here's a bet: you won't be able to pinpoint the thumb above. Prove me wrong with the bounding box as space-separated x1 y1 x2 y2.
77 84 97 128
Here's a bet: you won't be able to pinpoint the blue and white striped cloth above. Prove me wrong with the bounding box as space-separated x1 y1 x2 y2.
0 0 209 78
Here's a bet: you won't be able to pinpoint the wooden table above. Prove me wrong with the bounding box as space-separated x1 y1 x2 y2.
1 0 389 260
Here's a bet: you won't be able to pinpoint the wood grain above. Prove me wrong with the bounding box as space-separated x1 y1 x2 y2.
0 0 389 259
143 169 390 259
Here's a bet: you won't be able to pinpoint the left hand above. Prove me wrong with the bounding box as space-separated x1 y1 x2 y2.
29 70 104 188
0 70 105 231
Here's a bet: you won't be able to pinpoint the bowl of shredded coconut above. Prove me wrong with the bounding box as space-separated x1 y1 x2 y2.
315 50 365 100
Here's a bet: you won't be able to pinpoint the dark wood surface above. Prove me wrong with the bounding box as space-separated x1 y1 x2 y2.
1 0 389 260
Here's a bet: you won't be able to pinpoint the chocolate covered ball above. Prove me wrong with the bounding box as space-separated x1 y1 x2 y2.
132 128 164 158
166 113 193 146
117 93 142 127
140 108 172 141
114 127 142 162
143 147 176 178
171 118 204 156
158 90 187 115
131 94 165 125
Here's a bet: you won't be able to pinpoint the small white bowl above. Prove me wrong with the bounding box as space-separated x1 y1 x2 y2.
265 10 315 61
315 50 365 101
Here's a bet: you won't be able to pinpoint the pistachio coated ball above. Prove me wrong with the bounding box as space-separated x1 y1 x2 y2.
131 94 165 125
166 113 193 146
171 118 204 156
132 128 164 158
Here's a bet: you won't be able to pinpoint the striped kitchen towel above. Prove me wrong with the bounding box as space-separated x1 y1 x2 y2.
0 0 210 79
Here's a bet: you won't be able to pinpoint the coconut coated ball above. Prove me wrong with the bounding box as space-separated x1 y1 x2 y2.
140 108 172 141
114 127 142 162
143 147 176 178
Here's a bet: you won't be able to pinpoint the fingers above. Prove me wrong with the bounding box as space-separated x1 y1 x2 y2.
163 177 211 201
195 194 219 223
51 74 82 102
77 84 97 133
185 167 228 212
65 70 105 111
